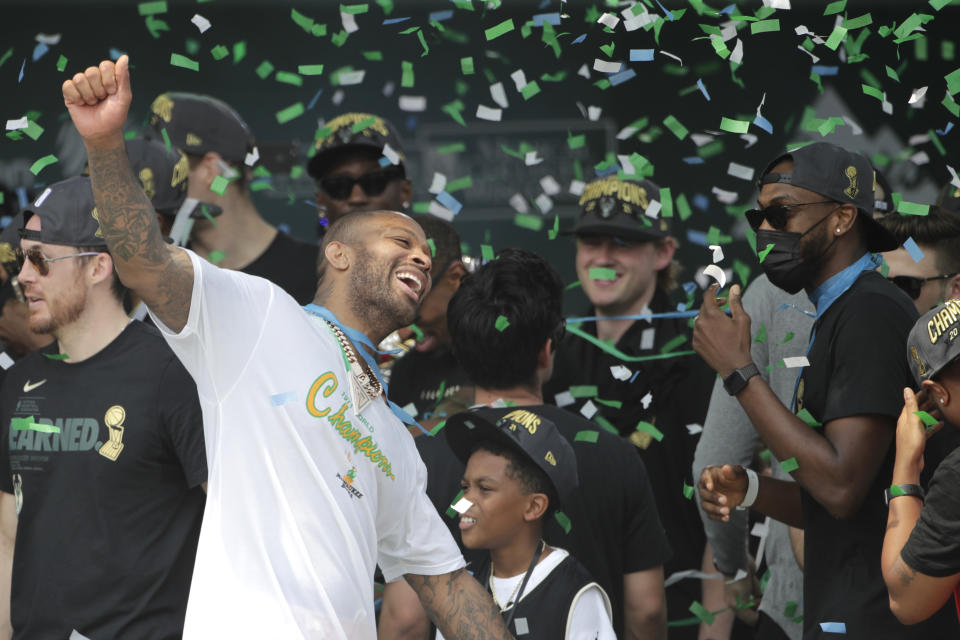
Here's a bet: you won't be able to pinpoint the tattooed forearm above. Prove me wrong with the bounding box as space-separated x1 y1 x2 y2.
405 569 514 640
85 144 194 331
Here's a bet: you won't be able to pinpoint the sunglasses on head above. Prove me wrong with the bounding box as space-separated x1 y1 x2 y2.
318 166 404 200
16 246 102 277
745 200 836 231
888 273 958 300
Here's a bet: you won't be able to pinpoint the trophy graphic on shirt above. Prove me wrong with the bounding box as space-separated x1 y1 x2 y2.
98 405 126 462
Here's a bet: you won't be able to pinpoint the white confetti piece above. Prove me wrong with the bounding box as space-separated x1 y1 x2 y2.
0 353 14 370
401 402 418 418
908 133 931 146
490 82 509 108
709 244 724 263
597 12 620 29
555 391 575 407
947 165 960 189
70 631 92 640
703 264 727 289
763 0 791 7
908 86 928 105
783 356 810 368
508 193 529 214
727 162 755 181
244 146 260 167
623 11 656 31
616 125 639 140
476 105 502 121
842 116 863 135
398 95 427 112
35 33 62 45
535 193 553 214
381 143 401 166
580 399 598 419
664 569 724 588
618 154 637 175
524 151 544 166
540 176 561 195
382 81 395 97
587 105 602 121
686 423 703 435
910 151 930 166
5 117 28 131
428 172 447 195
341 10 359 34
569 180 585 196
337 70 365 86
191 14 212 33
428 201 455 221
451 497 473 514
641 392 653 409
577 63 591 79
726 568 749 584
640 327 656 350
610 365 632 381
592 59 622 73
797 45 820 63
712 186 739 204
514 618 529 636
690 133 715 147
740 133 758 148
645 200 662 219
509 69 528 92
660 50 683 65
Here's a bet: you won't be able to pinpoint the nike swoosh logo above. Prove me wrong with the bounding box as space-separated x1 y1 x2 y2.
22 379 46 393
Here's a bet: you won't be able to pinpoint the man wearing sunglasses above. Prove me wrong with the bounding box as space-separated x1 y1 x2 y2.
694 142 959 637
307 112 413 227
0 176 207 638
544 176 714 639
146 92 319 304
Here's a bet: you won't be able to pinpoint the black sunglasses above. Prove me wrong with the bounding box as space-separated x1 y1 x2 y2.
888 273 958 300
318 166 404 200
15 246 101 277
745 201 836 230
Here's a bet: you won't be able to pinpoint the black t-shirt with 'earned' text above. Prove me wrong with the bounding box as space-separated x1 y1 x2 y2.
0 321 207 640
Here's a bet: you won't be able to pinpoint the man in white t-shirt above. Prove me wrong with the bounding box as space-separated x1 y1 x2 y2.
62 55 514 640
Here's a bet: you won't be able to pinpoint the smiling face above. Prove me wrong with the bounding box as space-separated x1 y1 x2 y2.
458 448 539 551
575 234 673 316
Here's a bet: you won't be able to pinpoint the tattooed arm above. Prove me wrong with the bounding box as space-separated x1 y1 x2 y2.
62 56 193 332
405 569 514 640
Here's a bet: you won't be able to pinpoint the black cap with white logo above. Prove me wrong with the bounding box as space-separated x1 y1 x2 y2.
146 92 255 165
20 176 105 248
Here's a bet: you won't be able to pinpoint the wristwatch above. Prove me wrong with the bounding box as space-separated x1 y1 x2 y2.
885 484 924 506
722 363 760 396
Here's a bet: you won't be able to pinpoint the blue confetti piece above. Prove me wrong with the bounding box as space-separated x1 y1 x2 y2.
753 115 774 134
16 187 28 210
720 3 736 14
32 42 49 62
682 281 698 295
608 68 636 86
629 49 655 62
379 156 392 167
405 115 418 131
532 12 561 26
307 89 324 110
595 164 619 177
18 59 25 83
655 0 675 20
819 622 846 634
811 65 839 76
572 34 587 44
903 237 925 262
428 9 453 21
436 190 463 215
537 0 551 8
692 194 710 211
0 216 10 230
277 223 291 234
109 48 125 61
686 229 709 247
936 122 954 136
683 157 706 165
382 17 411 25
676 302 688 311
270 391 297 406
629 370 641 383
697 78 711 101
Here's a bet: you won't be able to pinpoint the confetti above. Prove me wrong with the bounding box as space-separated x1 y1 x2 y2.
451 497 472 514
796 408 822 428
636 421 664 442
915 410 940 427
0 353 12 370
758 243 776 263
720 117 750 134
630 49 655 61
554 510 572 534
11 417 59 433
170 53 199 71
819 622 846 634
298 64 324 75
902 237 925 262
485 19 515 41
29 154 58 176
574 430 599 443
782 356 809 368
495 315 510 331
780 457 800 473
476 105 502 121
589 267 617 281
703 264 726 289
689 601 715 625
191 14 212 33
275 102 304 124
270 391 297 406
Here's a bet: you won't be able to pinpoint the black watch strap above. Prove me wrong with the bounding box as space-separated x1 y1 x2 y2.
885 484 925 506
723 363 760 396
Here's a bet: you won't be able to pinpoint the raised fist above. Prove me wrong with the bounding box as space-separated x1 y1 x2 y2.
62 55 132 146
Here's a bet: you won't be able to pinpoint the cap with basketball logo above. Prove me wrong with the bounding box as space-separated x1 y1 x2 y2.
908 299 960 384
445 406 578 505
758 142 899 252
567 176 671 242
146 92 255 165
20 176 106 248
306 113 406 179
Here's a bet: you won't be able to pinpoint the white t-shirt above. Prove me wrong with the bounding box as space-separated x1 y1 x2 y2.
436 548 616 640
150 249 465 639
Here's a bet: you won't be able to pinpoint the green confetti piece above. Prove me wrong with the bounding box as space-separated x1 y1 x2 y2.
44 353 70 360
341 3 369 14
11 417 60 434
362 51 383 61
897 199 930 216
931 0 953 9
209 175 230 195
495 315 510 331
946 68 960 96
401 60 414 88
780 332 795 344
275 71 303 87
683 482 695 499
825 25 848 50
594 398 623 409
446 176 472 192
548 215 560 240
843 13 872 29
566 323 695 363
663 115 689 140
569 385 598 398
719 117 750 133
352 115 377 133
275 102 305 124
589 267 617 281
796 408 822 428
255 60 275 79
567 133 586 149
689 601 715 625
460 56 474 74
170 53 199 71
233 41 247 64
211 45 229 60
889 484 906 497
660 334 688 354
676 194 692 221
208 250 226 264
823 0 846 15
444 488 463 517
290 8 314 31
427 238 436 258
521 81 541 100
485 18 515 40
554 510 572 534
750 19 780 34
635 421 664 442
480 244 495 262
56 54 68 72
0 48 12 68
514 214 543 231
138 0 167 15
437 142 465 154
574 430 600 443
733 259 751 286
862 83 884 101
780 457 799 473
298 64 324 75
29 154 58 176
943 92 960 117
23 121 44 141
599 42 615 57
407 324 425 343
784 602 798 618
758 243 775 263
754 322 767 344
594 415 619 435
311 24 327 37
915 410 940 427
160 127 172 152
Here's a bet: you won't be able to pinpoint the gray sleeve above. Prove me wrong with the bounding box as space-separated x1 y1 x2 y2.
691 278 770 575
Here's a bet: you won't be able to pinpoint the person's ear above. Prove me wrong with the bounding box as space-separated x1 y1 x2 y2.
922 378 950 407
444 260 467 287
835 205 858 235
654 237 676 271
946 273 960 302
398 179 413 209
536 339 552 370
89 253 114 287
524 493 549 521
323 241 351 272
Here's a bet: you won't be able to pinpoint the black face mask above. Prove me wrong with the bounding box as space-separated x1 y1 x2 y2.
756 212 836 294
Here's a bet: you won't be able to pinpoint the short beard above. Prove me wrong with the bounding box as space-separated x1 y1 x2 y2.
348 246 416 339
30 283 87 335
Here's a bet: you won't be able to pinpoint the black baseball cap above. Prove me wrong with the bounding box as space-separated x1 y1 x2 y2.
19 176 106 248
567 177 671 242
306 112 406 179
758 142 899 252
146 92 255 165
873 166 896 216
908 299 960 384
445 406 578 505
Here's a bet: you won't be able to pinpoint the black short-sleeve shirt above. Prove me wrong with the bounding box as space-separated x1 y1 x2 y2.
0 321 207 640
902 446 960 577
388 347 473 420
240 230 319 305
795 270 957 638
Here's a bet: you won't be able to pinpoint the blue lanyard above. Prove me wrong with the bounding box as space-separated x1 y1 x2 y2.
790 252 881 411
303 304 429 435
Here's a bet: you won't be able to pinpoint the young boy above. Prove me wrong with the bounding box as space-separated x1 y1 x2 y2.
883 298 960 625
440 406 616 640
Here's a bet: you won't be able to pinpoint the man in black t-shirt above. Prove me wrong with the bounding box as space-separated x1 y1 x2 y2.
543 176 713 633
0 177 206 639
695 142 958 638
146 92 318 304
